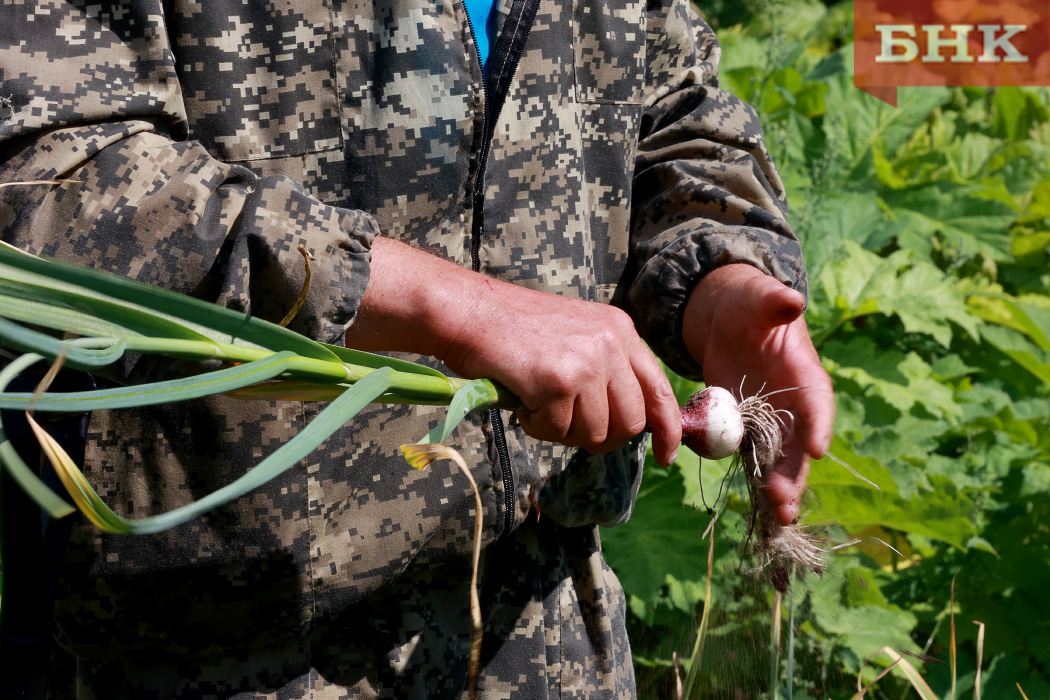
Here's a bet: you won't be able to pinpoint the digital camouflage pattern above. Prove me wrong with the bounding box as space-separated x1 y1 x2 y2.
0 0 805 697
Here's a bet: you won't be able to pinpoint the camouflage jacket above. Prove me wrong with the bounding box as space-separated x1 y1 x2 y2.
0 0 804 697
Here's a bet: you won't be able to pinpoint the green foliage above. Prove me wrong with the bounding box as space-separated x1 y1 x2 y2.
602 0 1050 696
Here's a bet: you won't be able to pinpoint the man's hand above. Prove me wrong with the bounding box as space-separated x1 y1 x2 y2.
346 237 682 465
682 264 834 525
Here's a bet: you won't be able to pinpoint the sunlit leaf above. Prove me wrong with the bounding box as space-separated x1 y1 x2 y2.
885 185 1015 263
806 438 977 549
810 242 982 347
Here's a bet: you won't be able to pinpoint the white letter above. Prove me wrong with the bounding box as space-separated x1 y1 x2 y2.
979 25 1028 63
876 25 918 63
922 24 975 63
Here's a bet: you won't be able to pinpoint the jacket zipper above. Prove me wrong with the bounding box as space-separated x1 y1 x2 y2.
464 0 540 538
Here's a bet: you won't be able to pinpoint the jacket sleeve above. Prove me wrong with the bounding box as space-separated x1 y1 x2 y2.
626 1 807 379
0 1 375 346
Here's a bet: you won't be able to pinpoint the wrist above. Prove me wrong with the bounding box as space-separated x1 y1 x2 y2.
346 237 488 358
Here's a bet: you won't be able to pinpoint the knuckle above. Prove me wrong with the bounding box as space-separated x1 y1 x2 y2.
609 417 646 445
544 370 577 397
584 425 610 449
606 305 634 328
652 379 677 405
624 414 648 435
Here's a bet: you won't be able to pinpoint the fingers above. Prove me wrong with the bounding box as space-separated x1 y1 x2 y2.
513 315 678 460
795 359 835 460
631 350 681 466
759 319 834 525
763 438 810 526
696 273 834 526
516 388 579 445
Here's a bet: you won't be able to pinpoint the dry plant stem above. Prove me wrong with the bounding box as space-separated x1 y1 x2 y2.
278 244 314 328
769 588 782 700
0 179 82 189
681 531 715 699
400 444 483 700
672 652 683 700
973 620 985 700
737 390 825 587
459 464 485 700
950 572 958 700
854 659 902 697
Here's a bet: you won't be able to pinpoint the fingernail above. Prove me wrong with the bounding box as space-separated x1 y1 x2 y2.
669 448 678 465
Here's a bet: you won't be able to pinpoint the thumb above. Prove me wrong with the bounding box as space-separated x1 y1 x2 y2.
751 276 805 328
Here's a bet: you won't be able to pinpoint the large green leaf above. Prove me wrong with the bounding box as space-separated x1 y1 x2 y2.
600 464 713 622
883 185 1015 263
821 337 962 421
805 438 977 550
990 87 1050 143
801 192 900 280
820 78 951 187
967 291 1050 351
979 325 1050 388
810 242 982 348
803 559 920 665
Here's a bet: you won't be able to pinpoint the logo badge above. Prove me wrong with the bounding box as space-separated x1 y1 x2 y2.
854 0 1050 105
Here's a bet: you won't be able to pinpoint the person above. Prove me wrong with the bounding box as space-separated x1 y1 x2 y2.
0 0 834 696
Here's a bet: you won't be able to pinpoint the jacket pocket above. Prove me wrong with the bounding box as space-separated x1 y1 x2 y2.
172 0 343 162
573 0 647 105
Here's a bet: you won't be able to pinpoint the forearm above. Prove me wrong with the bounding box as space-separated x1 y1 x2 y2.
346 237 682 464
344 237 495 359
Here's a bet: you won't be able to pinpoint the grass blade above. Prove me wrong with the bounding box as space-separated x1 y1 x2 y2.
770 588 782 700
0 270 217 344
27 410 130 532
950 572 958 700
851 647 939 700
852 659 902 699
320 342 449 379
0 293 146 345
973 620 985 700
786 569 796 700
0 317 129 370
0 353 78 518
682 531 716 698
0 424 78 519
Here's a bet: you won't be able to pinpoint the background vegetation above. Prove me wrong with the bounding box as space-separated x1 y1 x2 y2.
602 0 1050 697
